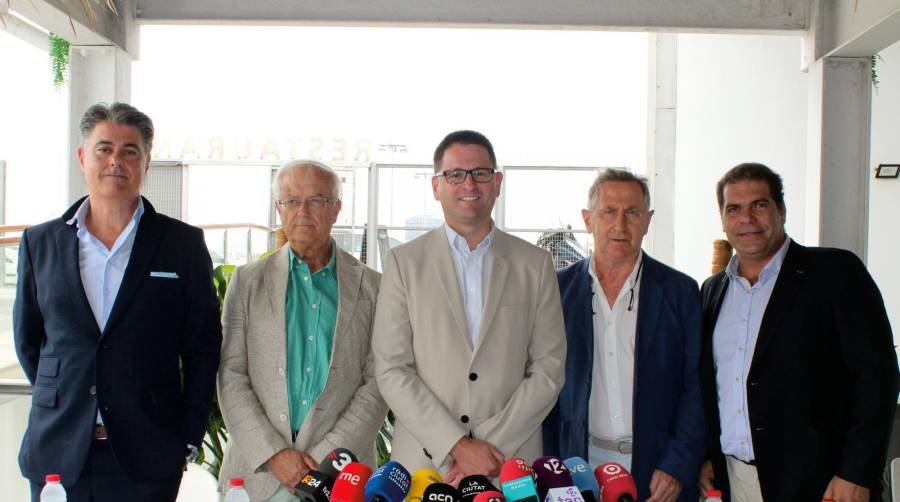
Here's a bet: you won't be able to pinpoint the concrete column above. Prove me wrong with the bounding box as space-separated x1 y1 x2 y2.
805 56 871 260
67 45 133 204
646 33 677 266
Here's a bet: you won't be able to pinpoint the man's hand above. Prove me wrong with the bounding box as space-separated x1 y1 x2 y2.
444 463 464 488
646 469 681 502
448 436 505 482
266 448 319 493
697 460 715 494
823 476 870 502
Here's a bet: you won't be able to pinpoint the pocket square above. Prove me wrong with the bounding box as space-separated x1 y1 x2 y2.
150 271 179 279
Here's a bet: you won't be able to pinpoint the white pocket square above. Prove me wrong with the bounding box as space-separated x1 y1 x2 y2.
150 271 179 279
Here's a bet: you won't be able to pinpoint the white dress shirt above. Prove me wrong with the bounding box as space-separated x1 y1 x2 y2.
66 197 144 423
712 236 790 461
444 223 494 348
588 251 643 441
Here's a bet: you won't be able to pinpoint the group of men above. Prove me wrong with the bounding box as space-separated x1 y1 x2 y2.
13 102 898 502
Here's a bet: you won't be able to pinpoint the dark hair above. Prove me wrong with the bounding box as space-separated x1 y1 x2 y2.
433 130 497 172
79 102 154 154
587 168 651 210
716 162 785 210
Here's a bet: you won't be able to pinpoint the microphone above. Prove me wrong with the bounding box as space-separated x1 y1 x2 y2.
499 458 539 502
458 475 499 502
473 491 506 502
296 448 359 502
422 483 462 502
407 469 443 502
531 456 575 502
365 461 412 502
563 458 598 502
593 463 636 502
332 462 374 502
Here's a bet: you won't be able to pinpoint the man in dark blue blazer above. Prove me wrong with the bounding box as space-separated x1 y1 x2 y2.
543 169 705 502
14 103 222 501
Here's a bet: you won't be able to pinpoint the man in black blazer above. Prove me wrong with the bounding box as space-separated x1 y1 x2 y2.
697 163 897 502
14 102 222 501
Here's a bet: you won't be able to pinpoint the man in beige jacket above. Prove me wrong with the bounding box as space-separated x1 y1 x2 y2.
219 160 387 501
373 130 566 486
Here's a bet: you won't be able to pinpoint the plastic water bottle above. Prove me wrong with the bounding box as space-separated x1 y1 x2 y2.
224 478 250 502
704 489 722 502
40 474 66 501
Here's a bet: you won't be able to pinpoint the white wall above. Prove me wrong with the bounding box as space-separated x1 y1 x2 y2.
673 33 808 283
868 39 900 359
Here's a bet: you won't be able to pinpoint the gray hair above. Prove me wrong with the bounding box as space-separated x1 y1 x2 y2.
272 160 342 200
80 102 154 155
587 168 651 210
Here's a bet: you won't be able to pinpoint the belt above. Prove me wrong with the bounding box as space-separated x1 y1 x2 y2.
94 424 108 440
589 436 632 454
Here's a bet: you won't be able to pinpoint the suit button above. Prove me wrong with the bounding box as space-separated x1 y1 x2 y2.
89 385 96 396
102 405 109 411
278 368 285 376
461 415 469 423
280 414 287 421
469 372 478 381
100 344 109 350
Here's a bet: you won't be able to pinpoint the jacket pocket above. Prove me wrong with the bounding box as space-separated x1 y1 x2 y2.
37 357 59 377
32 384 57 408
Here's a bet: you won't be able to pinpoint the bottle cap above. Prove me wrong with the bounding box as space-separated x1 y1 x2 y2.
706 490 722 498
229 478 245 487
45 474 61 483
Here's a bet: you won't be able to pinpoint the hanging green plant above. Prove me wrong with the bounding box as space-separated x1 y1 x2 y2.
871 54 882 91
49 33 71 87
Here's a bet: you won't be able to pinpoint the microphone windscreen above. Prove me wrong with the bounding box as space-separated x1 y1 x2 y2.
562 457 598 501
365 461 412 502
499 459 538 502
422 483 461 502
531 457 574 501
332 463 374 502
407 469 443 502
499 458 534 484
320 448 359 478
458 475 498 502
473 491 506 502
296 470 334 502
593 463 637 502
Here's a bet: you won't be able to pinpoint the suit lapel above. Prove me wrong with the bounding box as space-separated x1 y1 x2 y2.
750 241 807 370
54 216 101 335
102 199 163 338
265 245 291 348
573 259 593 359
431 228 472 351
474 230 510 354
333 247 363 351
635 254 663 364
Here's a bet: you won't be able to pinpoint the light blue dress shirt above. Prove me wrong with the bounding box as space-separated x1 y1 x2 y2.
712 236 790 461
66 197 144 424
66 198 145 331
444 224 494 348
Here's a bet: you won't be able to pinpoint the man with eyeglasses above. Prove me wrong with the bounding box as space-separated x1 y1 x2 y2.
373 130 566 485
218 160 387 501
542 169 705 502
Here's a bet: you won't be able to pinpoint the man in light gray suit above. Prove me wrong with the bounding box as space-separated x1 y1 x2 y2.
218 160 387 501
373 130 567 486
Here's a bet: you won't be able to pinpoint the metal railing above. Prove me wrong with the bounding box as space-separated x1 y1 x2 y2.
0 379 31 396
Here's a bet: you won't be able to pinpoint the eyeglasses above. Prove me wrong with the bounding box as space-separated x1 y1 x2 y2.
434 168 496 184
275 197 337 211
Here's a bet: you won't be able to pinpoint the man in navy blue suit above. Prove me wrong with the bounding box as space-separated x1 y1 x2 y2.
14 102 222 501
543 169 705 502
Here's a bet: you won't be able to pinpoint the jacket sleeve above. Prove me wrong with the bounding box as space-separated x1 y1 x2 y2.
473 252 568 458
217 266 291 472
13 229 44 384
656 278 707 487
179 228 223 447
831 253 898 487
